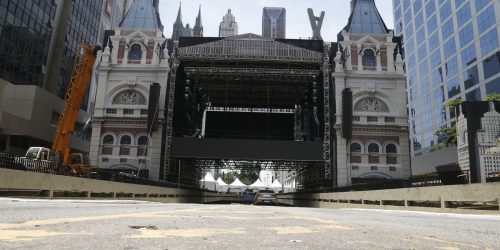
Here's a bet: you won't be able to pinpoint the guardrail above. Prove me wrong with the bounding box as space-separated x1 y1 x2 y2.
0 168 236 203
297 174 443 193
0 152 202 192
278 182 500 212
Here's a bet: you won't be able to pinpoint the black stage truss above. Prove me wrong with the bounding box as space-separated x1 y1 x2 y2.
162 35 334 190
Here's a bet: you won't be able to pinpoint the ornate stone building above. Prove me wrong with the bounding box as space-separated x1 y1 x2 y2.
219 9 238 37
89 0 169 179
171 4 203 40
332 0 410 186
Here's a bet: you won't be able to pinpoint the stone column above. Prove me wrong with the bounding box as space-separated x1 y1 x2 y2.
89 124 102 166
376 45 382 71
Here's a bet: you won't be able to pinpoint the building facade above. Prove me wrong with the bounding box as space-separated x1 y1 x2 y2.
262 7 286 39
334 0 410 186
0 0 55 88
219 9 238 37
0 0 102 155
457 101 500 183
393 0 500 174
90 0 169 179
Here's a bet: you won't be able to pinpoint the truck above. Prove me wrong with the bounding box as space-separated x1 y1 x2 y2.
24 44 100 176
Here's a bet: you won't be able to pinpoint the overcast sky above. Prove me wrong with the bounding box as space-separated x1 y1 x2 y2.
158 0 394 42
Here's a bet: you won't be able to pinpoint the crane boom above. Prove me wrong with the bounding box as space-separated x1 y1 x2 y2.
52 44 99 164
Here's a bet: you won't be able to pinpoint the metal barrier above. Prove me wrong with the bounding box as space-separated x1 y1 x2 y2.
0 152 209 193
277 182 500 212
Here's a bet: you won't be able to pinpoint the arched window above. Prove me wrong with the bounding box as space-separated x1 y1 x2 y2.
137 136 148 145
120 135 132 145
386 144 397 154
103 135 114 145
350 143 362 153
128 44 142 60
362 49 376 66
354 97 389 112
112 90 146 105
368 143 380 153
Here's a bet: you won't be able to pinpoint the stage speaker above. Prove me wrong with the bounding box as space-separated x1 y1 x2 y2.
342 88 352 139
147 83 161 134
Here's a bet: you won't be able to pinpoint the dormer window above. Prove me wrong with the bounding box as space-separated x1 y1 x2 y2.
129 44 142 60
362 49 376 67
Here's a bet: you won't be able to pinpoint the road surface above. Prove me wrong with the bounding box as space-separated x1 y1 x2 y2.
0 198 499 249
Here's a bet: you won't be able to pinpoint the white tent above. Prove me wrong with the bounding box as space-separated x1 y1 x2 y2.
269 179 283 192
229 178 247 187
199 172 217 191
200 172 216 182
249 179 267 191
229 178 247 193
216 177 228 192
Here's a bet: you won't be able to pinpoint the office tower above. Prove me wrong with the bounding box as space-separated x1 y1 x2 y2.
0 0 102 154
393 0 500 173
262 7 286 39
457 101 500 183
334 0 410 186
219 9 238 37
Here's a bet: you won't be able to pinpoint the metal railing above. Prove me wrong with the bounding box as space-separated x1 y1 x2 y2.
0 152 209 192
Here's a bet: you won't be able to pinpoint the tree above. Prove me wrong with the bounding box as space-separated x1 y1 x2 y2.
435 99 462 146
486 93 500 102
218 162 261 185
435 126 457 146
435 96 498 147
221 171 238 184
236 161 261 185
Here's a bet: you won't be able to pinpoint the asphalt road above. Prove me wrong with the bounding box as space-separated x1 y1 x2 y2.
1 198 500 250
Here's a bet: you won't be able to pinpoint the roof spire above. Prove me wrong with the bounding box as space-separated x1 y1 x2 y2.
343 0 388 34
195 4 203 29
120 0 163 30
193 4 203 37
174 2 183 26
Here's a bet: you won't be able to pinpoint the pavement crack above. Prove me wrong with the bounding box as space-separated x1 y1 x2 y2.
129 225 158 230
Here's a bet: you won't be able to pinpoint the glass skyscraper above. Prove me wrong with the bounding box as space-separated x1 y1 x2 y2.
0 0 102 154
262 7 286 39
0 0 56 87
393 0 500 173
0 0 102 99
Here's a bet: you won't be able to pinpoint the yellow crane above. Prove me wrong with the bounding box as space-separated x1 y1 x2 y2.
24 44 100 175
52 44 99 165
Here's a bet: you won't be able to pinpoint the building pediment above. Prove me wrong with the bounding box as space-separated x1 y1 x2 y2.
177 33 323 63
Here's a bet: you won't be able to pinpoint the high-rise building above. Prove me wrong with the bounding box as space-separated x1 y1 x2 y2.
46 0 103 99
0 0 102 155
219 9 238 37
0 1 56 87
457 102 500 183
393 0 500 174
333 0 410 186
262 7 286 39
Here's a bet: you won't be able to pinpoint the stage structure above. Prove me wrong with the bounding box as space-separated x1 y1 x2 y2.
162 34 334 189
